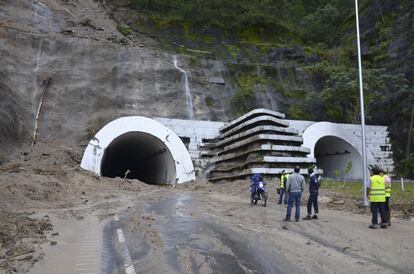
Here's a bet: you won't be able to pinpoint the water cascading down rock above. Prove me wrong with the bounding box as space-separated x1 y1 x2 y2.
173 55 194 120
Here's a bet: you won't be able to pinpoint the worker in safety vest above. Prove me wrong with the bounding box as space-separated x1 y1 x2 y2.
367 166 387 229
277 170 288 205
380 169 392 226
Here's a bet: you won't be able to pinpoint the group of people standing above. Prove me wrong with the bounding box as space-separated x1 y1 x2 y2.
276 165 392 228
367 166 392 229
278 166 320 222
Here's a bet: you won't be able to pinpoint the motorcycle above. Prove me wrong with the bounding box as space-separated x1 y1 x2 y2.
250 180 268 207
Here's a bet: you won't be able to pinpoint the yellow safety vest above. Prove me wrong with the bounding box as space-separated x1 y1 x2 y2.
280 174 285 188
385 176 391 197
369 175 386 202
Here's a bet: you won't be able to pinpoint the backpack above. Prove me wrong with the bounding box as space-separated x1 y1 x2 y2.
310 174 320 191
315 175 321 189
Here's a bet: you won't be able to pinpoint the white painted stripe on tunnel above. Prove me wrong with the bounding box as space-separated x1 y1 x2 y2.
117 229 125 243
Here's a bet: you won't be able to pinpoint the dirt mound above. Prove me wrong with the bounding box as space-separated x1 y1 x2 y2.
0 141 153 273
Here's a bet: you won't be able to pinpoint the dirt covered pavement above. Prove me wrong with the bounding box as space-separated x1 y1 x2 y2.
0 143 152 273
0 144 414 273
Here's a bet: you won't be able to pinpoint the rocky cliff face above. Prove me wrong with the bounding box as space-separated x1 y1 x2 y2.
0 0 318 156
0 0 225 154
1 0 413 175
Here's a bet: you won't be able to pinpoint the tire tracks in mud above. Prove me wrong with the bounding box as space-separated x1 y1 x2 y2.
287 225 408 274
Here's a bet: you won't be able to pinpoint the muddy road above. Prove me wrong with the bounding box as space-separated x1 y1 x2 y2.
114 193 295 274
1 144 413 273
96 187 414 274
7 185 414 274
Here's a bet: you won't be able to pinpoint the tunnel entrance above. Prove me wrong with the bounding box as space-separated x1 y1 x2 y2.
314 136 362 180
80 116 195 184
100 132 176 185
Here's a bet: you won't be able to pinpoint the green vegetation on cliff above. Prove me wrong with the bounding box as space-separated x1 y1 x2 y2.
126 0 414 177
128 0 370 46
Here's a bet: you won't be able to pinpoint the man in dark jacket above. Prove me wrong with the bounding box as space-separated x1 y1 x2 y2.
303 168 320 220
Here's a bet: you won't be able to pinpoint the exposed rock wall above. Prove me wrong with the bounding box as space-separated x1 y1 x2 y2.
0 0 230 155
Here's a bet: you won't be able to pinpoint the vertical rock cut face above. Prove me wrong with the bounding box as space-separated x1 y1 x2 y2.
100 132 176 185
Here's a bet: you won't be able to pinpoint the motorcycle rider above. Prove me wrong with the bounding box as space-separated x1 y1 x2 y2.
250 173 268 206
250 173 262 199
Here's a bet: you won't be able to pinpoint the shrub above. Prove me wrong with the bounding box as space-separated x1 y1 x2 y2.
117 25 132 36
0 153 7 166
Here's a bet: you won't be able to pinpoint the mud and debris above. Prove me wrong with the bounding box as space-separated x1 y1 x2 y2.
0 143 413 273
0 142 151 273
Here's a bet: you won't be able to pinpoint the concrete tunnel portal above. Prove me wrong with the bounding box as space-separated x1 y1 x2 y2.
80 116 195 185
302 122 376 180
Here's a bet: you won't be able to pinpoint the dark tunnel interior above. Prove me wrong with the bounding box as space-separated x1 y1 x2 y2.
100 132 176 185
314 136 362 179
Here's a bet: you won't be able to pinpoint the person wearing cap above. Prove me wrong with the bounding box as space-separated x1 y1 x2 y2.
278 170 288 205
283 166 305 222
367 166 387 229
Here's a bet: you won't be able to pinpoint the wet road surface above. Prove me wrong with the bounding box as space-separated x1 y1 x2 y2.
110 193 296 274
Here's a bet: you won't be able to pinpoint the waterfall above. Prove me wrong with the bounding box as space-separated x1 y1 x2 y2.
32 42 42 114
173 55 194 120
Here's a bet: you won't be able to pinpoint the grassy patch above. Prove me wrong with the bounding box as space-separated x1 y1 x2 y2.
321 180 414 202
117 25 132 36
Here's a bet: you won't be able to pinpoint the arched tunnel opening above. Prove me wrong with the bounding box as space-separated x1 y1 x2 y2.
100 132 176 185
314 136 362 180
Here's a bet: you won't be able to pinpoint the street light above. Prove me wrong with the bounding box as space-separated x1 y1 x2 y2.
354 0 369 206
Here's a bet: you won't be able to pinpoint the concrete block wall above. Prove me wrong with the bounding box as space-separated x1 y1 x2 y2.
207 109 317 181
155 110 394 181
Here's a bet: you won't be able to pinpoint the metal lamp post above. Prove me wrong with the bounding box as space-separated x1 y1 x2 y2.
354 0 369 206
